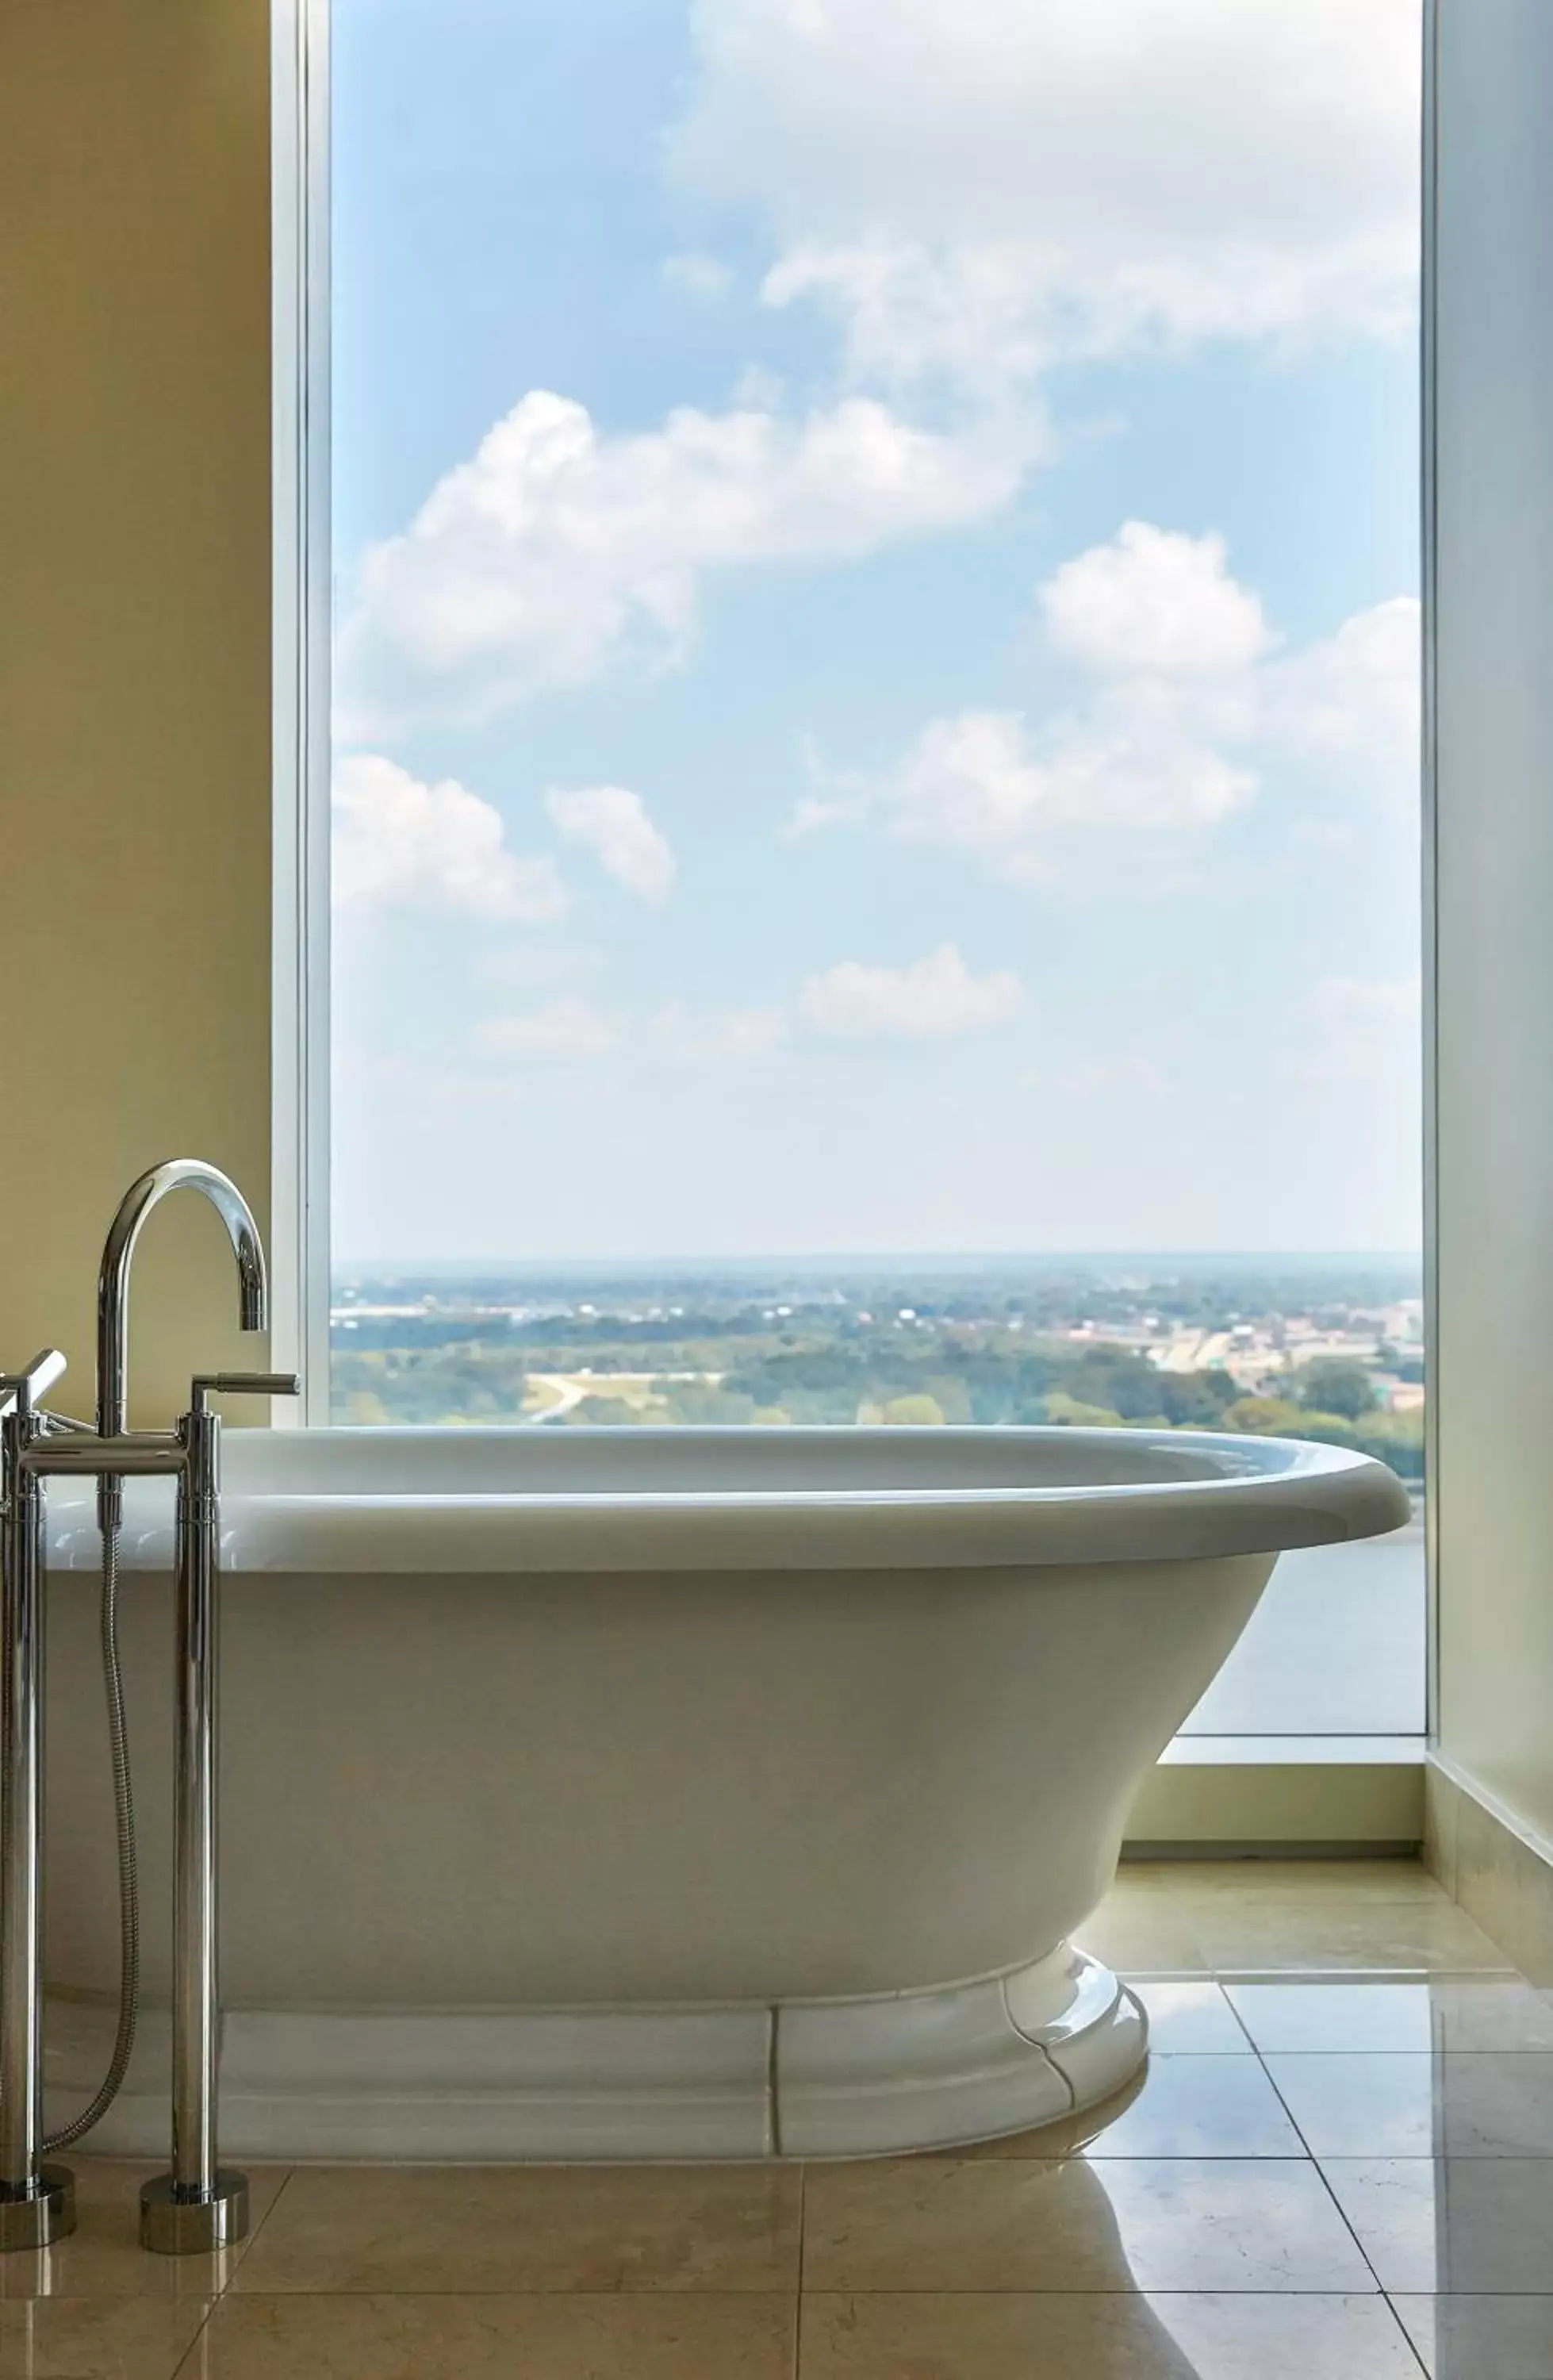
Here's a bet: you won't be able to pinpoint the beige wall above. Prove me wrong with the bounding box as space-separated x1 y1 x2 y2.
1432 0 1553 1846
0 0 274 1426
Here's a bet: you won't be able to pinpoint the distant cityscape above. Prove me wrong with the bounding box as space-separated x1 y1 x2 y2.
331 1255 1425 1482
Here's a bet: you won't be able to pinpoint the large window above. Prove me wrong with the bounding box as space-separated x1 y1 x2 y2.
324 2 1425 1733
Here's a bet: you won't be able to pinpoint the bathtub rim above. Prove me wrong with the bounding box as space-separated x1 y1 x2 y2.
44 1425 1413 1572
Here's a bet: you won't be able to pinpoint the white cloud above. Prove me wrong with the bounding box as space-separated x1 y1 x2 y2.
475 996 790 1070
338 389 1027 733
1040 522 1273 678
670 0 1420 388
650 1000 790 1062
545 785 677 904
717 1004 789 1057
1264 596 1421 777
890 706 1253 863
472 959 1034 1069
477 998 619 1060
804 524 1419 877
800 942 1024 1040
876 521 1267 865
332 754 567 923
661 251 735 300
784 734 869 838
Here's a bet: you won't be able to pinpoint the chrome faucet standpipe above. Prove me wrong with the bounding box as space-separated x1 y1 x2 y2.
0 1351 76 2250
0 1161 297 2258
139 1368 297 2256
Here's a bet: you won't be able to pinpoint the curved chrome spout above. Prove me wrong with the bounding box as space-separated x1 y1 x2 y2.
97 1160 267 1446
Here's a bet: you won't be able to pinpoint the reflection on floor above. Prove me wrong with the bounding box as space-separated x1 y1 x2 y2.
2 1860 1548 2376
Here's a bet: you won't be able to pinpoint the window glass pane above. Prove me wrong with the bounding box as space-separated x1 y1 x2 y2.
329 1 1424 1733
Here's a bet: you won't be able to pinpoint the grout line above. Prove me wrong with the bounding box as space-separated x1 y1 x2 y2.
1250 2045 1398 2301
1215 1979 1262 2055
169 2295 222 2380
1250 2044 1320 2161
793 2159 807 2376
223 2164 295 2288
767 2003 783 2159
156 2286 842 2301
1385 2290 1436 2380
1208 1964 1514 1985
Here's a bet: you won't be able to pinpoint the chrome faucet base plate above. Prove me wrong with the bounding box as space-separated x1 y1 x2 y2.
139 2169 249 2256
0 2164 75 2251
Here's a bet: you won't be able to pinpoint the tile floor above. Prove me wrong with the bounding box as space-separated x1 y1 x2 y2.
5 1860 1553 2375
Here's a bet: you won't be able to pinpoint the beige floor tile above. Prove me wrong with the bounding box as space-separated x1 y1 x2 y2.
0 2296 211 2379
0 2163 289 2305
176 2293 795 2378
230 2163 800 2294
801 2157 1375 2293
1230 1977 1553 2055
1077 1894 1210 1975
1192 1894 1510 1974
1391 2291 1553 2378
1122 1979 1252 2055
1321 2158 1553 2294
800 2291 1421 2378
1125 1860 1451 1906
966 2054 1305 2159
1268 2051 1553 2157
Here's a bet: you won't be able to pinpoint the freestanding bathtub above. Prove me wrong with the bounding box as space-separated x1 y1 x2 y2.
40 1426 1408 2159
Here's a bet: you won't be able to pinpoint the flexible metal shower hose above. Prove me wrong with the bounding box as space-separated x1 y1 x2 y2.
44 1524 138 2148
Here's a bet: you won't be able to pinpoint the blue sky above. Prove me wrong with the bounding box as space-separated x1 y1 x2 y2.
330 0 1422 1263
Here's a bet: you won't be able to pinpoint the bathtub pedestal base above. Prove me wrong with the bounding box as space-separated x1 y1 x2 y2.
44 1944 1145 2163
777 1944 1145 2157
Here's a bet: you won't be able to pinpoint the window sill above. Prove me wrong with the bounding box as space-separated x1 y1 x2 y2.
1129 1738 1425 1848
1164 1734 1425 1765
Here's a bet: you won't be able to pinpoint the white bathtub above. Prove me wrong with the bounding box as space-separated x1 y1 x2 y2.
40 1426 1407 2159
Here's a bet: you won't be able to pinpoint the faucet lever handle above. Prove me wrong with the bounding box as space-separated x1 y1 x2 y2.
0 1349 67 1418
190 1372 301 1412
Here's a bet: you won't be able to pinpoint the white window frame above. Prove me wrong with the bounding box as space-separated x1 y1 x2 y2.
1420 0 1441 1749
271 0 332 1426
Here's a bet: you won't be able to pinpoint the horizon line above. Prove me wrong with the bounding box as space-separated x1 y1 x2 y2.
332 1247 1425 1274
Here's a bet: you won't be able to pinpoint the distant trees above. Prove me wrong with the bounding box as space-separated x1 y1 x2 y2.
1043 1392 1125 1427
564 1395 652 1426
1218 1391 1422 1484
329 1308 1423 1484
651 1383 758 1426
1222 1395 1306 1434
1060 1350 1236 1426
1152 1368 1238 1426
1293 1359 1378 1420
876 1394 946 1426
331 1345 528 1425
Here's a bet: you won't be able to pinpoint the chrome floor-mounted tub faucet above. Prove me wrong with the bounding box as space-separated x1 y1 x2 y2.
0 1161 298 2254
